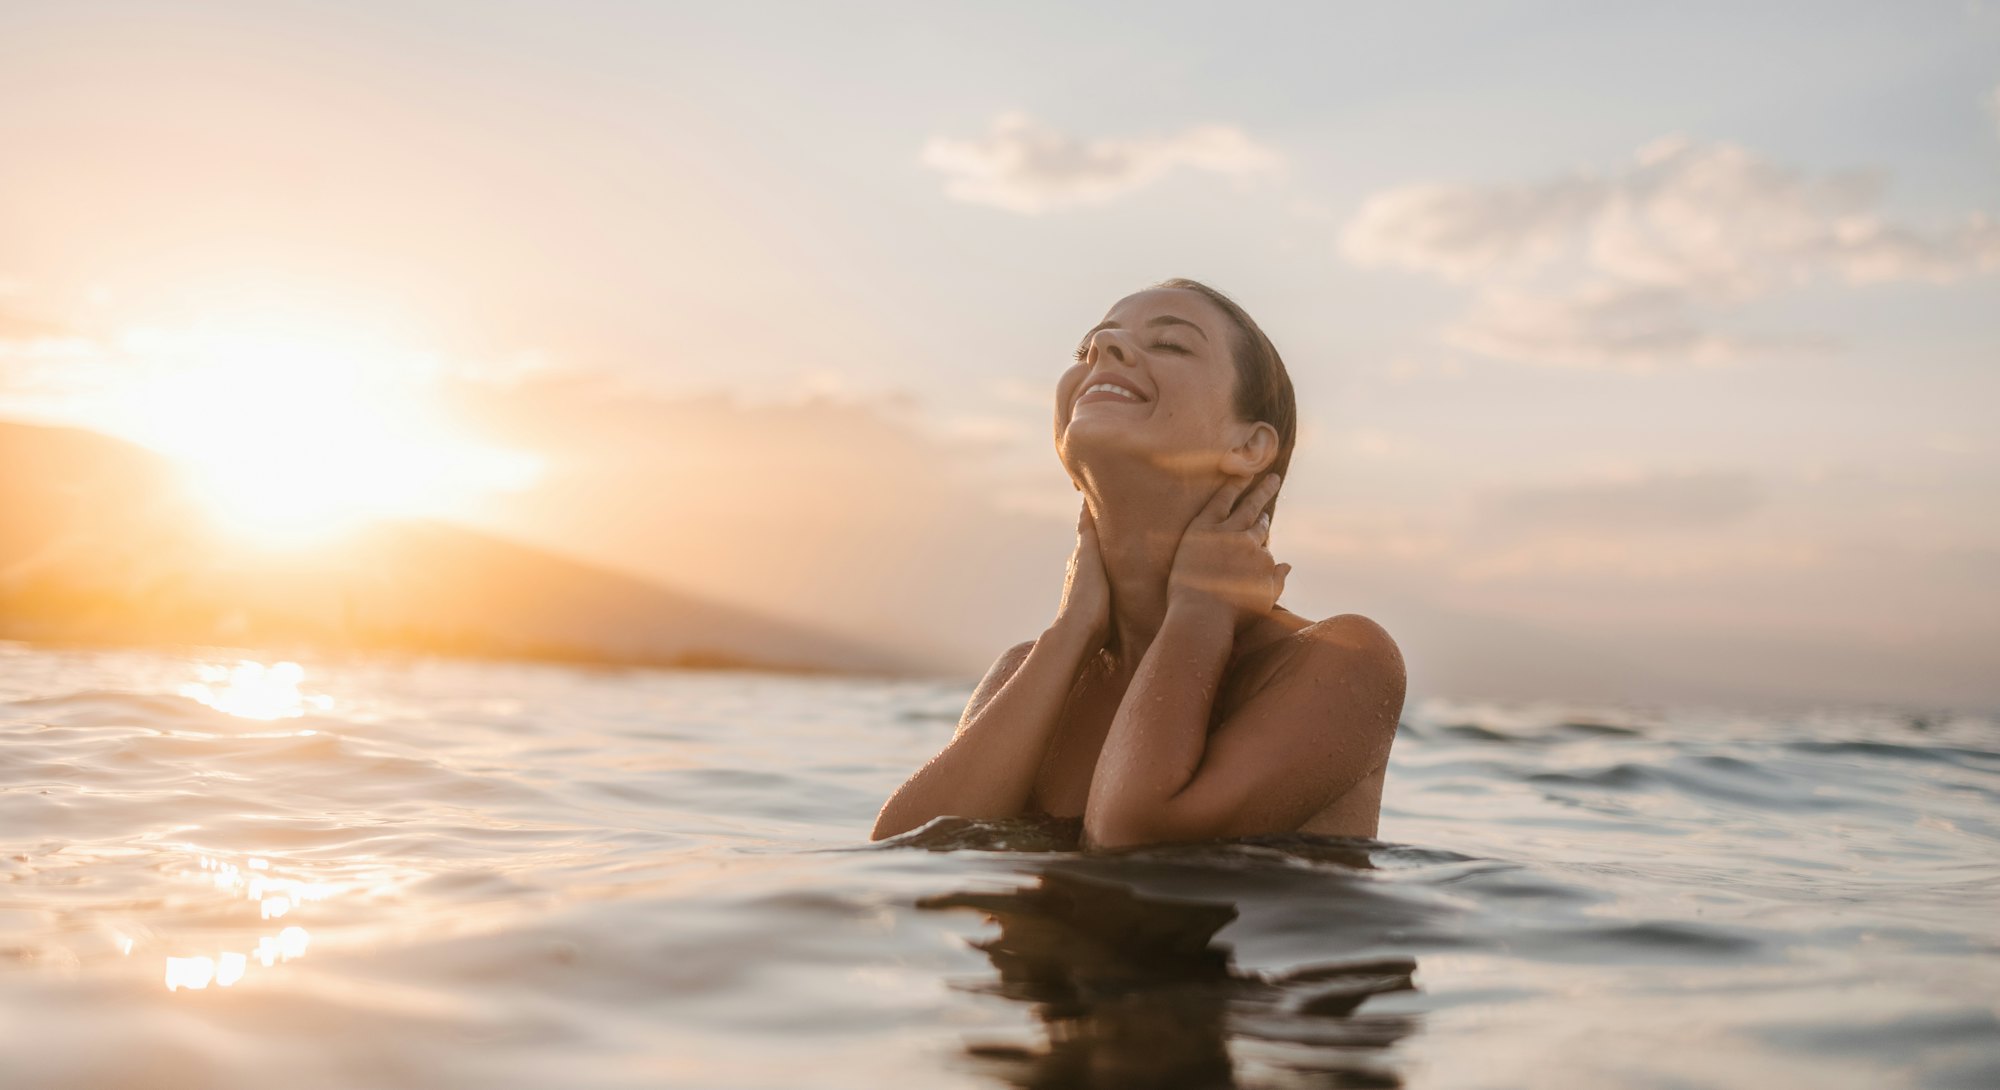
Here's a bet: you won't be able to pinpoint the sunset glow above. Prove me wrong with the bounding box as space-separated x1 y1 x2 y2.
179 660 332 720
0 1 1992 702
99 323 542 546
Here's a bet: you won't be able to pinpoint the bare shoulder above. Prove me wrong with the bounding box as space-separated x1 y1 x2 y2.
995 638 1039 666
1276 613 1406 717
1207 611 1405 804
957 639 1040 731
1301 613 1403 665
975 639 1039 695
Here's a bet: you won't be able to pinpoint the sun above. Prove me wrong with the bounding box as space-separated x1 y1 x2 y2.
100 321 541 547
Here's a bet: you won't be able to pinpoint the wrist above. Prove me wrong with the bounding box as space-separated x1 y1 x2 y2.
1163 593 1237 636
1045 612 1108 655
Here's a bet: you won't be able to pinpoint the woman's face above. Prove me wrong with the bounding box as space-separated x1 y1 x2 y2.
1055 287 1258 481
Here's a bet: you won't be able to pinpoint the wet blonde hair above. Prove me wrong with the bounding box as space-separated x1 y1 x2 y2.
1151 277 1298 522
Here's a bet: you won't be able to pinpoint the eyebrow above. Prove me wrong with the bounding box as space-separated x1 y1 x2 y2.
1075 315 1209 352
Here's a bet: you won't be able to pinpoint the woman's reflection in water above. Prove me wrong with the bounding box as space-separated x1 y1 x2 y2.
917 843 1419 1089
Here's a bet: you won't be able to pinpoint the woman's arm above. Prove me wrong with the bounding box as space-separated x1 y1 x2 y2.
869 619 1099 840
1081 474 1404 849
869 505 1111 841
1081 597 1236 848
1083 609 1402 849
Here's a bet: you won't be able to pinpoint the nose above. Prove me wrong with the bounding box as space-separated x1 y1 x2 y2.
1084 328 1136 366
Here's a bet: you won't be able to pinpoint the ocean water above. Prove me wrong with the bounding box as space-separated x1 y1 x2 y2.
2 641 1996 1090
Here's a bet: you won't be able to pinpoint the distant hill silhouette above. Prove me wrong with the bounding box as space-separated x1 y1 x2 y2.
0 421 910 674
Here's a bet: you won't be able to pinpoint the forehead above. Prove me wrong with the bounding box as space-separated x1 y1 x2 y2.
1097 288 1229 337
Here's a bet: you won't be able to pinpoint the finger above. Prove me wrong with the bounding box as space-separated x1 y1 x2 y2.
1222 473 1282 531
1199 474 1256 523
1275 562 1291 601
1252 510 1272 544
1226 472 1281 529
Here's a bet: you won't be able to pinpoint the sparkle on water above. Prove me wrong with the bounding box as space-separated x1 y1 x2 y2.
3 642 1996 1089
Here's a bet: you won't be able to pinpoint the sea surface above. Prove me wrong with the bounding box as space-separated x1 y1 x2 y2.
2 641 1996 1089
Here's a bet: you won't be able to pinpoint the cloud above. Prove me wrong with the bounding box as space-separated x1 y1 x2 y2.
1440 283 1824 371
0 321 112 420
1340 174 1613 284
1341 137 2000 368
1451 534 1820 584
920 112 1284 214
0 298 73 341
1475 469 1766 533
452 370 1077 672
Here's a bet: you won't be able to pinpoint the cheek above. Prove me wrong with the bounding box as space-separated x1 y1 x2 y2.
1155 373 1231 431
1054 363 1087 412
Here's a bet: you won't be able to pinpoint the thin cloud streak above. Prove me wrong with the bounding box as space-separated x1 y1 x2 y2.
1475 470 1767 534
920 112 1284 214
1441 283 1825 372
1340 136 2000 369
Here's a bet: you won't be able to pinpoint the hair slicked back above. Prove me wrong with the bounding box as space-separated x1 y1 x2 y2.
1150 277 1298 522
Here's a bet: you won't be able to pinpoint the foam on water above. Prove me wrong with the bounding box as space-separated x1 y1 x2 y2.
2 642 1996 1089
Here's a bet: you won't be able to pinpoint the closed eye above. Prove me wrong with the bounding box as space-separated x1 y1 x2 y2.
1072 342 1187 363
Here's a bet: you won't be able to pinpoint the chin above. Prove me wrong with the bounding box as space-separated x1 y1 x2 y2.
1059 413 1144 459
1062 424 1190 486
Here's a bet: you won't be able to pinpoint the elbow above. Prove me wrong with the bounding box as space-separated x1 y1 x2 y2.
872 792 951 842
870 808 913 843
1083 782 1228 850
870 797 914 842
1081 807 1188 852
1081 824 1144 852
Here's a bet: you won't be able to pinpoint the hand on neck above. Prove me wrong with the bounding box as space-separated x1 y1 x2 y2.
1075 454 1222 665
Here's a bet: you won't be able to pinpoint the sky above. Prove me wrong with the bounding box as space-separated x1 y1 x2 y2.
1 1 1997 706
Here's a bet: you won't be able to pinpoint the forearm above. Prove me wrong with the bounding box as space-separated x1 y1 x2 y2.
870 620 1099 840
1082 600 1235 847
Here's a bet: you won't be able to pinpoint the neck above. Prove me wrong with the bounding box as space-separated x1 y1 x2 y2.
1078 456 1216 667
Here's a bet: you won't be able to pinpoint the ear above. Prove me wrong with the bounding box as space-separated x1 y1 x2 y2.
1219 421 1279 478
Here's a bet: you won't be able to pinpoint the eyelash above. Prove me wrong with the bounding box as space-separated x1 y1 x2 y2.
1072 343 1185 362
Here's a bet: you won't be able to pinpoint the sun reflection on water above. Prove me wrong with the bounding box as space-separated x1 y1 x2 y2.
154 661 351 992
179 660 333 720
158 852 328 992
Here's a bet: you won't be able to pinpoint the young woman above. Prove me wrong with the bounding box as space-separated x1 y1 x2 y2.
872 279 1405 849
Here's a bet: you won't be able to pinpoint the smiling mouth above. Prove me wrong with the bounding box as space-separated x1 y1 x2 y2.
1074 381 1147 407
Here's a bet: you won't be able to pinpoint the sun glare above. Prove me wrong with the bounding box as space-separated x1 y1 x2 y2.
99 323 541 546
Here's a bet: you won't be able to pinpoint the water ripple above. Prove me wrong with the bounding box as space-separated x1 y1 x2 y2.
0 648 1995 1089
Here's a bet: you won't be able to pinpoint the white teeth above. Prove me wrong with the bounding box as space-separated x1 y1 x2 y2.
1081 382 1141 401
